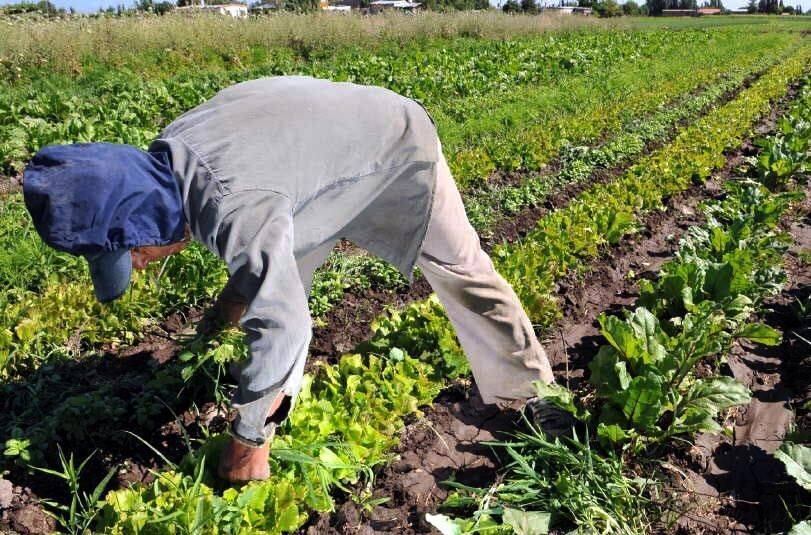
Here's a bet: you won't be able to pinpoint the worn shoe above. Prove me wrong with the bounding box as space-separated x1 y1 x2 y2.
524 397 576 438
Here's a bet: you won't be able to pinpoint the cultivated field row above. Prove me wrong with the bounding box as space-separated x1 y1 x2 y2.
0 27 803 379
99 49 811 533
0 18 809 535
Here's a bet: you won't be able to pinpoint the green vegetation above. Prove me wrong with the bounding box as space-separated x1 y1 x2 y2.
494 49 811 328
0 13 809 535
432 82 811 533
90 50 811 535
1 23 800 379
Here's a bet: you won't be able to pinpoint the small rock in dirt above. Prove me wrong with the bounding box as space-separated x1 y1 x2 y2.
391 459 413 473
336 501 361 527
11 504 54 534
370 506 401 530
450 418 480 442
0 478 12 509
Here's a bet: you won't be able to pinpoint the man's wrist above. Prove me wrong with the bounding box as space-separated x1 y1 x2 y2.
229 420 277 448
229 427 266 448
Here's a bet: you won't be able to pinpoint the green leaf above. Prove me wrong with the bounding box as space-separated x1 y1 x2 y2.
774 442 811 491
425 513 465 535
596 423 629 446
737 322 782 346
684 377 751 413
679 377 749 435
788 521 811 535
532 382 578 417
627 307 667 364
704 261 733 301
599 314 644 366
503 508 550 535
588 346 630 396
619 374 664 429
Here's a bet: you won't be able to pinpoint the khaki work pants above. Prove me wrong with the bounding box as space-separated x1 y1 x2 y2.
416 143 554 404
230 141 554 443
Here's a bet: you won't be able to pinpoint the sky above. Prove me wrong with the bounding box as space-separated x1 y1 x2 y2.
2 0 810 15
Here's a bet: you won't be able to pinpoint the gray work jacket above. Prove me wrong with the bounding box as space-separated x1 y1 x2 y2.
149 76 438 443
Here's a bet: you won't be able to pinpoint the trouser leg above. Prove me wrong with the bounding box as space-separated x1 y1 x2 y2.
277 240 337 403
416 141 554 405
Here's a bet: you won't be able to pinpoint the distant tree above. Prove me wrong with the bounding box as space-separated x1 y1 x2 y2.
520 0 537 12
284 0 318 10
502 0 521 11
622 0 641 13
746 0 757 10
756 0 781 12
646 0 666 14
1 0 64 15
796 4 802 13
593 0 620 15
153 1 174 13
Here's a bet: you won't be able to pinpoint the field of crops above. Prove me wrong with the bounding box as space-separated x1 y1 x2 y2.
0 11 809 535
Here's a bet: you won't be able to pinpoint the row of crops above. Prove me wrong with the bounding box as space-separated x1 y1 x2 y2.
2 26 805 376
0 18 809 534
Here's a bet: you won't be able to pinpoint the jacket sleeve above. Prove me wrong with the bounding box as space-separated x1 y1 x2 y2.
213 190 311 445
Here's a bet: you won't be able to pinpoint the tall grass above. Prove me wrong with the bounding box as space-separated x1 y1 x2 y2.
0 11 607 81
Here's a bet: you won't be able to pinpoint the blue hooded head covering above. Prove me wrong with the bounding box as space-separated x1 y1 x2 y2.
23 142 185 302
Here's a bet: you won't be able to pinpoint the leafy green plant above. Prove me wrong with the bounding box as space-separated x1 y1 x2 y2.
775 442 811 492
97 301 458 532
639 182 795 331
754 82 811 190
588 306 750 449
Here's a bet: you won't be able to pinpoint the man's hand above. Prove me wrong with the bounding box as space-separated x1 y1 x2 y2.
197 295 246 337
217 438 271 483
216 297 247 327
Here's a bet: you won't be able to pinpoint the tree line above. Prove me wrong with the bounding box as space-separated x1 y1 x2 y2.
0 0 805 17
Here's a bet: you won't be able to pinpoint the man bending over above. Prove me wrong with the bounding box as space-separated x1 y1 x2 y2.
22 76 568 483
